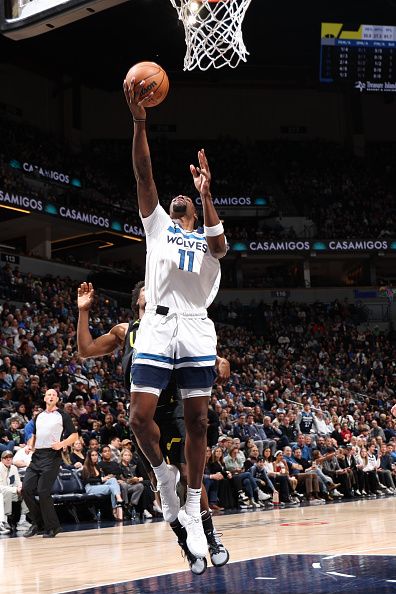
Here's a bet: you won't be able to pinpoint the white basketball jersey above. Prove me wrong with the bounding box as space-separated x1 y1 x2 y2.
141 203 221 311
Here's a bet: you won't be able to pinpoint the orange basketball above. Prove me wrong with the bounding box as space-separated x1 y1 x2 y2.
125 61 169 108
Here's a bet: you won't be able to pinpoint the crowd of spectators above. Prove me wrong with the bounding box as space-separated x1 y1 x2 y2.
267 139 396 239
3 115 396 242
0 265 395 530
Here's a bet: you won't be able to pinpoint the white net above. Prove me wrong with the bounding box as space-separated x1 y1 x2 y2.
169 0 253 71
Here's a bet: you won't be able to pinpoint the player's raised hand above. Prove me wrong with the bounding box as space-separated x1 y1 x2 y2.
123 78 153 120
190 148 211 197
77 282 94 311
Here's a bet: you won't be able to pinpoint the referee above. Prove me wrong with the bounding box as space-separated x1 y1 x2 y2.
23 389 78 538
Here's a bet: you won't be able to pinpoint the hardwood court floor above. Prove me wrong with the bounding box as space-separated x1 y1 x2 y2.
2 498 396 594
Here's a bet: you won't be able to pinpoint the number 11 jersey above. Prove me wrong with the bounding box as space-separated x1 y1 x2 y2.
141 203 222 312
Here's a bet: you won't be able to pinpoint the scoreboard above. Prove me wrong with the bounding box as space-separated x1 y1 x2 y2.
320 23 396 93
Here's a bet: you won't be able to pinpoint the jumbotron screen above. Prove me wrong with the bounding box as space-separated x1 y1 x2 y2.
320 23 396 93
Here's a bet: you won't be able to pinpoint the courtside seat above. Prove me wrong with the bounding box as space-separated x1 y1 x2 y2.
54 469 111 522
21 467 111 522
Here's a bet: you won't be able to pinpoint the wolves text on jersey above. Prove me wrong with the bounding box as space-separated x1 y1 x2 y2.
167 234 208 253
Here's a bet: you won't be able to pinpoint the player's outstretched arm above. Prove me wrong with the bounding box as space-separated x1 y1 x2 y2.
191 149 227 259
123 79 158 218
77 282 126 357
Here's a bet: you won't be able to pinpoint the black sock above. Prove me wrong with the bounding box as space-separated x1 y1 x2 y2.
170 518 186 544
201 510 214 535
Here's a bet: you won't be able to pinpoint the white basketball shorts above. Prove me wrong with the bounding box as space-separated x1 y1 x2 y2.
131 308 217 390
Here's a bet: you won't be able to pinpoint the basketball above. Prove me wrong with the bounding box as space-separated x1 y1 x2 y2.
125 61 169 107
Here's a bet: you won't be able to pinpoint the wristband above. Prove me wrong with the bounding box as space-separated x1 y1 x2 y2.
133 118 146 123
204 222 224 237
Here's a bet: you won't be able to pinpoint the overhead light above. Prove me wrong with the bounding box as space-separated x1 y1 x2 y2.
0 204 30 214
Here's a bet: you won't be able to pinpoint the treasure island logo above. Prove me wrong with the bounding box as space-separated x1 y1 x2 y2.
355 81 366 93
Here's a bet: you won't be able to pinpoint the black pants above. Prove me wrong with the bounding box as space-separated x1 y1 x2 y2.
22 449 61 531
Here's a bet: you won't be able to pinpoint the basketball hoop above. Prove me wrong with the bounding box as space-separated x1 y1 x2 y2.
169 0 253 71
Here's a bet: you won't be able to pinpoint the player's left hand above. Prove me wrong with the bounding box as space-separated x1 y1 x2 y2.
51 442 63 451
190 148 211 196
216 357 230 384
78 282 95 311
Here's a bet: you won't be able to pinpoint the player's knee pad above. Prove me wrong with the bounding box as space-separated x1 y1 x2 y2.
180 387 212 399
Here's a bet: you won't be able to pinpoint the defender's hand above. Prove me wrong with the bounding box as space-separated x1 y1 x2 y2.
78 282 94 311
216 357 230 384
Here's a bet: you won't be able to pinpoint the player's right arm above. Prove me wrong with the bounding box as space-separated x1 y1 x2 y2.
77 282 126 357
123 79 158 218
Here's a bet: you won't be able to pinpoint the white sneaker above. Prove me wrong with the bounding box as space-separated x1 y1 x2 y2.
207 529 230 567
158 465 180 523
257 489 271 501
143 509 153 519
0 523 10 535
16 520 31 531
333 490 344 498
152 501 163 515
178 507 208 558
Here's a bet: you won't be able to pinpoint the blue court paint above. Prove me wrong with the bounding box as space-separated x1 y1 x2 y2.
64 554 396 594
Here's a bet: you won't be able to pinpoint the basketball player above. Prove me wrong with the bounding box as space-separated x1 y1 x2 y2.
122 79 227 558
77 281 229 574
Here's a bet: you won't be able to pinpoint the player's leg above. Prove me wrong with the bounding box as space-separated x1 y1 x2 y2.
176 392 210 557
174 315 218 558
130 391 162 466
129 390 180 523
165 431 229 570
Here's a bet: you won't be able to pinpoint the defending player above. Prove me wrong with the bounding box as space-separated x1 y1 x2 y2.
122 78 227 558
77 281 230 574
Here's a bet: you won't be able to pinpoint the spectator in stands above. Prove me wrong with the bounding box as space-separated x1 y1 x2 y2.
81 449 123 521
322 448 353 498
99 414 118 444
118 448 146 517
0 450 30 531
232 414 250 449
224 445 261 508
70 439 86 469
5 416 24 448
249 456 274 505
283 446 321 502
109 436 122 463
207 446 235 509
378 444 396 492
262 447 296 505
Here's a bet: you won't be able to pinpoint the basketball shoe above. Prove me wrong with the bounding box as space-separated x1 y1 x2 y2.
178 506 208 558
170 518 207 575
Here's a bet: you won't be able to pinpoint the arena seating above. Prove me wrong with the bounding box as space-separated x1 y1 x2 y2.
1 265 395 525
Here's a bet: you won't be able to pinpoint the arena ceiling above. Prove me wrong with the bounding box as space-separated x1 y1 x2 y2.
0 0 395 90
